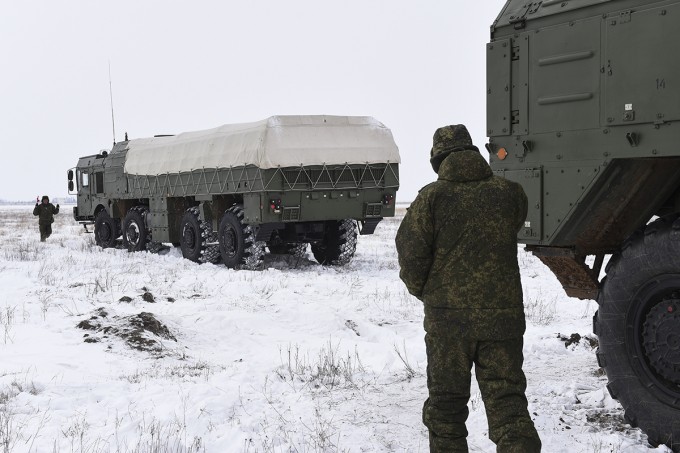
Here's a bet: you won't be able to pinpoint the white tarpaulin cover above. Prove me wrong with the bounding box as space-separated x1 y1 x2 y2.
123 115 401 176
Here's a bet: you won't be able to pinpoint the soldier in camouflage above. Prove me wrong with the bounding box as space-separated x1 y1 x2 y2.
33 195 59 242
395 125 541 452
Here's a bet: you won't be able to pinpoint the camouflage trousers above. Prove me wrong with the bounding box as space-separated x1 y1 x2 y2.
39 224 52 242
423 326 541 453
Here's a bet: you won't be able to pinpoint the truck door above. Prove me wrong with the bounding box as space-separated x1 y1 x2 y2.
77 168 93 218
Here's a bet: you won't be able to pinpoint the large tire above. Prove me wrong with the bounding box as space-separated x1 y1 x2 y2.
268 242 308 258
311 219 357 266
179 207 220 264
594 215 680 451
122 206 150 252
94 210 119 249
217 205 265 270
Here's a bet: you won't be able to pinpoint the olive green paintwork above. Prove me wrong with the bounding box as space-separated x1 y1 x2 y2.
487 2 680 449
487 0 680 255
70 141 399 243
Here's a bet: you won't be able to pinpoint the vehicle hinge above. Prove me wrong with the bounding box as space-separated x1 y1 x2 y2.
511 110 520 125
512 45 520 61
619 10 631 23
510 18 526 30
654 115 667 127
527 2 542 14
509 2 541 30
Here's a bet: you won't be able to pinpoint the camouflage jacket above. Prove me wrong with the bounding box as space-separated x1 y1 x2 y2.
395 150 528 339
33 203 59 225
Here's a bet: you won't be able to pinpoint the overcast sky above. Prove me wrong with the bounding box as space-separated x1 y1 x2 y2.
0 1 507 202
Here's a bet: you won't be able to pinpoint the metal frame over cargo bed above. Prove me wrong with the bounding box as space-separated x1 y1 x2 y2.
125 163 400 198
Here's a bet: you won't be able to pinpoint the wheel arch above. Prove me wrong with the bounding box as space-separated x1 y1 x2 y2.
114 199 148 219
93 203 109 218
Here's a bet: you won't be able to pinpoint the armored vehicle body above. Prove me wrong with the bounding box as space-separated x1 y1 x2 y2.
487 1 680 449
68 115 400 268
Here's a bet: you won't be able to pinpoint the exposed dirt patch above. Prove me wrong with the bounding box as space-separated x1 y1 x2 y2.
77 308 108 330
584 336 598 348
118 292 166 304
586 411 634 434
77 319 99 330
128 312 174 340
557 333 598 349
345 320 360 336
77 308 176 356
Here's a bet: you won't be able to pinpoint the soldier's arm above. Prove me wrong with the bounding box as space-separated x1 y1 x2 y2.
53 204 59 215
395 193 435 300
33 204 40 216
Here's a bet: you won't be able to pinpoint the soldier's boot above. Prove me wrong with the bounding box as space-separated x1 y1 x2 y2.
428 432 469 452
423 324 472 453
423 330 476 453
495 429 542 453
424 398 470 452
475 338 541 453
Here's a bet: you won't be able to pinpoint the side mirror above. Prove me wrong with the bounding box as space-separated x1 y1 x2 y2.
68 181 74 192
68 169 74 181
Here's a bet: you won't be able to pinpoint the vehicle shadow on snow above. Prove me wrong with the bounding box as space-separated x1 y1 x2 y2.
262 253 318 270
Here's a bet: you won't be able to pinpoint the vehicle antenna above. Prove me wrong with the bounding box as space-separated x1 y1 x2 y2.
108 61 116 146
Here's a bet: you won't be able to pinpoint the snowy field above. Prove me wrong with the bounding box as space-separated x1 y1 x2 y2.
0 205 671 452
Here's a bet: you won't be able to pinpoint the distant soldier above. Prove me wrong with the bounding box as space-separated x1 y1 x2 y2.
395 125 541 452
33 195 59 242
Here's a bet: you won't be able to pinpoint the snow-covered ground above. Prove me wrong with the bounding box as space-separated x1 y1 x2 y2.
0 205 670 452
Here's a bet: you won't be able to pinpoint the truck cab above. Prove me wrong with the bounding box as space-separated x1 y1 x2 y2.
70 152 109 224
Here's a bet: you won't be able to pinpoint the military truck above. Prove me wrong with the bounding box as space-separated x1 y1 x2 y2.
487 1 680 449
68 115 400 269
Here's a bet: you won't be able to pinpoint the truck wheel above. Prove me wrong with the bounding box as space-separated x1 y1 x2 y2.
268 242 308 257
594 215 680 450
123 206 150 252
218 205 265 270
311 219 357 266
94 210 119 249
179 207 220 264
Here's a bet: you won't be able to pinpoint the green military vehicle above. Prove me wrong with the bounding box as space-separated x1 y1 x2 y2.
68 115 400 269
487 0 680 449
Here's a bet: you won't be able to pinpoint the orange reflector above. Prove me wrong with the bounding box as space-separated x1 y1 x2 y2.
497 148 508 160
